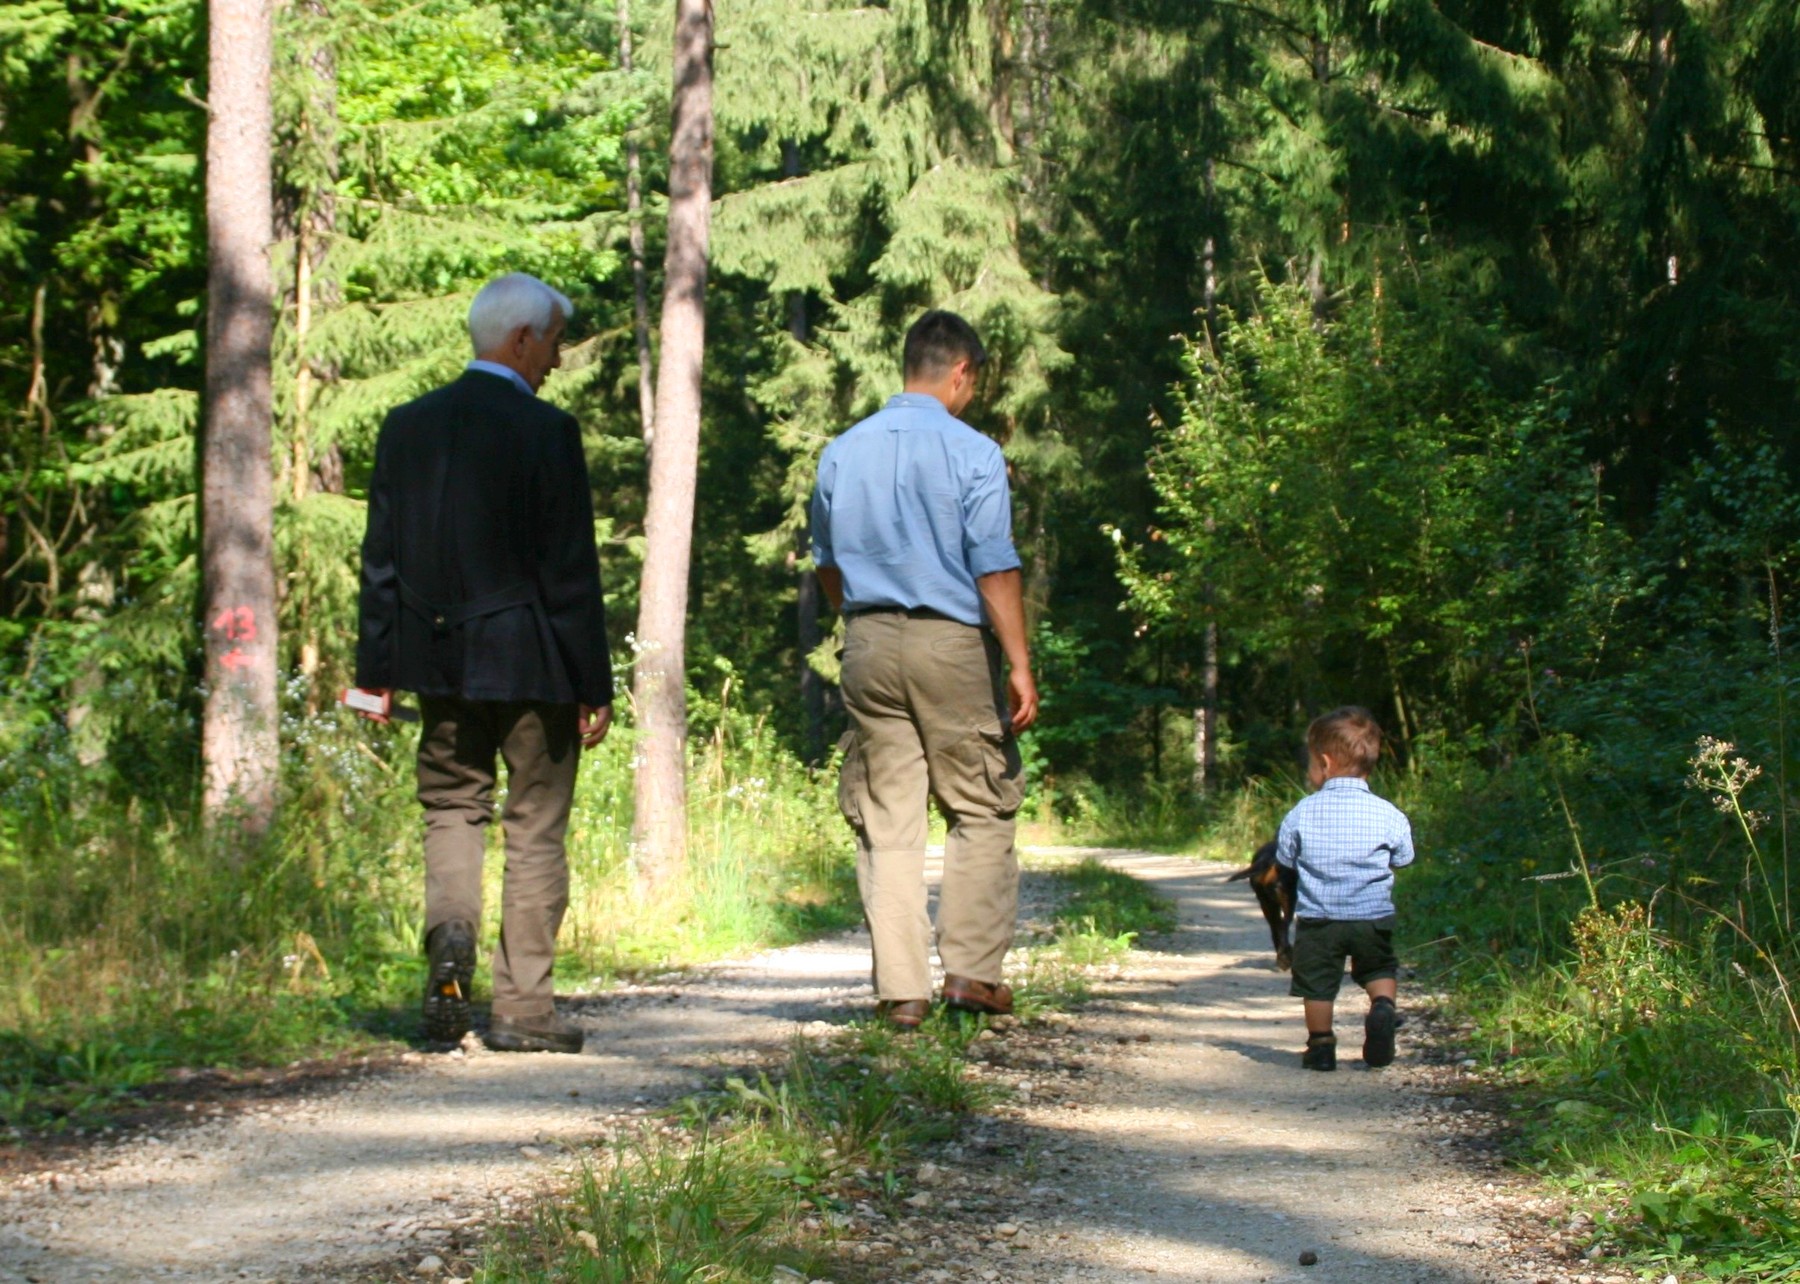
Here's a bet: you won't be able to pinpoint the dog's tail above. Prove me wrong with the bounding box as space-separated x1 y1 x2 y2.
1225 866 1254 883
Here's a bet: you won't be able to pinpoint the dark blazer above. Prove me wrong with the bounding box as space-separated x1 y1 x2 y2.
355 370 613 707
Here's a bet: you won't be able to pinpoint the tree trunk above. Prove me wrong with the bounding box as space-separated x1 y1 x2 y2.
631 0 713 890
201 0 279 847
989 0 1015 164
782 138 826 765
1195 155 1219 799
1194 623 1218 797
283 1 339 699
620 0 655 447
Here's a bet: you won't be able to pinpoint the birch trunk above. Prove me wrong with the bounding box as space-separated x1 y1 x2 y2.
631 0 713 890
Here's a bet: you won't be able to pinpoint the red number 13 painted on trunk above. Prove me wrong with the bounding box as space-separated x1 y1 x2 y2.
211 606 257 642
212 606 257 671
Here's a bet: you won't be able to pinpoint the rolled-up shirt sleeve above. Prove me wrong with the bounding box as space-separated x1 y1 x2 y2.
962 443 1020 577
809 454 836 569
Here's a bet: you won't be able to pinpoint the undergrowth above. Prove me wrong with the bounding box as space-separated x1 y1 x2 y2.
1179 697 1800 1280
0 681 855 1133
476 859 1170 1283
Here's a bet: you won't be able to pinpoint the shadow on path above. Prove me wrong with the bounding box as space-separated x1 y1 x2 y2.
0 852 1517 1284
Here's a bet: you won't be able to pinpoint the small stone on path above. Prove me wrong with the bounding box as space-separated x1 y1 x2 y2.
416 1255 445 1277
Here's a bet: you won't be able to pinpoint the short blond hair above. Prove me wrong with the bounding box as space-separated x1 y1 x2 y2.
1307 706 1383 775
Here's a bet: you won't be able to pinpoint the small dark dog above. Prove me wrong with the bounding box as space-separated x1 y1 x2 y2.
1227 841 1296 970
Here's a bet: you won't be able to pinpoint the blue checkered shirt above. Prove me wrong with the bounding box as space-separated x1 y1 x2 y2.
1275 776 1415 921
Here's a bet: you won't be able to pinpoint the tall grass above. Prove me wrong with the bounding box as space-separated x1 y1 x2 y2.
0 681 855 1128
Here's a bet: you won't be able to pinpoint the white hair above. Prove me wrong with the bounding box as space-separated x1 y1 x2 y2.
467 273 574 354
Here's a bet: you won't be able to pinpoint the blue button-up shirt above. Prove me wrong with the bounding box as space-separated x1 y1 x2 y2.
466 359 535 397
810 393 1020 626
1275 776 1416 921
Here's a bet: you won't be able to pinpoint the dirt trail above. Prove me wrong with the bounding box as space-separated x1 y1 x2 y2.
0 852 1569 1284
928 853 1574 1284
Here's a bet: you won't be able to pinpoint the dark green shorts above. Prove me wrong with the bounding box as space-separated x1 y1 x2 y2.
1289 916 1399 1001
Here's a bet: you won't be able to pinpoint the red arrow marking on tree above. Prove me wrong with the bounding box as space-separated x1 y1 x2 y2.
219 648 254 671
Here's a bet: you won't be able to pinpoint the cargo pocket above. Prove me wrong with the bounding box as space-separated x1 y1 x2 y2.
835 729 866 829
975 720 1025 817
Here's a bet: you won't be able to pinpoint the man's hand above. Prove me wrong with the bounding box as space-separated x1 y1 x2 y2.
976 568 1040 734
579 703 613 748
1007 667 1039 734
353 687 393 725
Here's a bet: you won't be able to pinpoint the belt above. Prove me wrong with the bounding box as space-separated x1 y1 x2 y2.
844 605 972 625
399 576 539 633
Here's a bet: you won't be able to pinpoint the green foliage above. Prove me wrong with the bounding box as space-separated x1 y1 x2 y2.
1120 275 1591 752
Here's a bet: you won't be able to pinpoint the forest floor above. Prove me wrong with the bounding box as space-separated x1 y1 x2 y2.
0 852 1616 1284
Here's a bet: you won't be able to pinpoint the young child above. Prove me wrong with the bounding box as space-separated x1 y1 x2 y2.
1274 706 1415 1071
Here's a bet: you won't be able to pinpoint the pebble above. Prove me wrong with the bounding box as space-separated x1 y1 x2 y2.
518 1146 544 1160
416 1255 445 1277
995 1222 1019 1237
1299 1249 1319 1266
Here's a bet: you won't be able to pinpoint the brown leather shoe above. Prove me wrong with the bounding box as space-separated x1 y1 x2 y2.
877 999 930 1030
942 975 1013 1016
486 1010 585 1054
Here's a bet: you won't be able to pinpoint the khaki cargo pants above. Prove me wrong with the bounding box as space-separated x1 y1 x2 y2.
838 612 1025 1002
416 698 580 1019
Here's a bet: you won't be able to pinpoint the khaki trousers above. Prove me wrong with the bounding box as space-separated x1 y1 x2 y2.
838 613 1025 1001
416 698 580 1018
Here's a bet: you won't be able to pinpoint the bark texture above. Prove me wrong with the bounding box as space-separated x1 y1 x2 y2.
201 0 279 845
620 0 655 445
630 0 714 889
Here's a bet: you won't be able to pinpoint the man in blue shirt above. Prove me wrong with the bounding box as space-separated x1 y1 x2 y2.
812 310 1040 1029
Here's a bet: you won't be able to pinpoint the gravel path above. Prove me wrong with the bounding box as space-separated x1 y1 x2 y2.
0 851 1574 1284
892 853 1571 1284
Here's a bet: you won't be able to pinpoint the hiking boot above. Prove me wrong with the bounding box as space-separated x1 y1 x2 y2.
1301 1032 1337 1072
1364 996 1398 1068
421 920 476 1044
486 1010 585 1055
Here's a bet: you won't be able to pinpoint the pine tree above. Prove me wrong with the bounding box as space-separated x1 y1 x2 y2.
199 0 279 841
631 0 715 890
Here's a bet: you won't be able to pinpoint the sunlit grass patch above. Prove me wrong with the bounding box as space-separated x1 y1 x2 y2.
478 1021 999 1283
480 855 1165 1281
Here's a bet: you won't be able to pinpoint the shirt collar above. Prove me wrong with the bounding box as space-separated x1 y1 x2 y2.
465 359 536 398
1319 775 1372 793
886 392 949 413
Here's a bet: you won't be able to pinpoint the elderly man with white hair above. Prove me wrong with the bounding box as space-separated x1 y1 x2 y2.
355 272 614 1054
